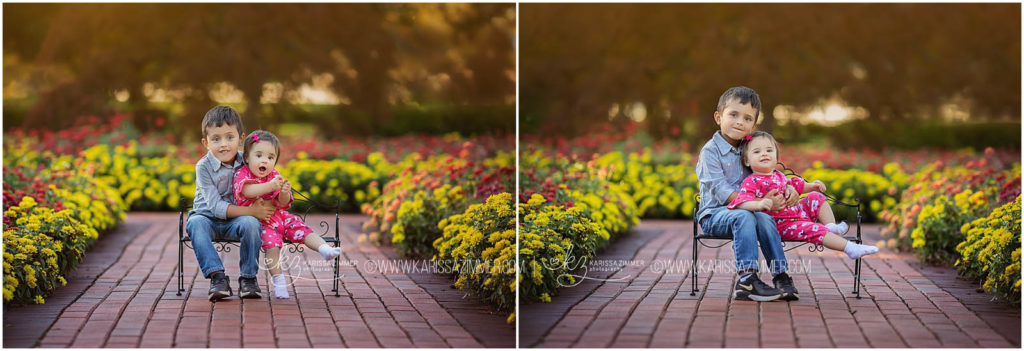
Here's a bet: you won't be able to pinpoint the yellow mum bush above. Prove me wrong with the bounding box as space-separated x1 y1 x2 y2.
879 159 1020 256
956 195 1021 305
801 164 905 222
3 188 121 305
518 195 606 304
595 150 699 219
518 153 640 304
363 152 515 257
433 193 515 315
279 158 384 212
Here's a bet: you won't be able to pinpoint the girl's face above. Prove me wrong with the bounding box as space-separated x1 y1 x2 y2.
246 141 278 178
744 136 777 174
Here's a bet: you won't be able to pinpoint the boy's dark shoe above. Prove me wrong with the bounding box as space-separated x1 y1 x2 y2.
733 272 783 302
238 277 262 299
208 271 232 301
772 272 799 301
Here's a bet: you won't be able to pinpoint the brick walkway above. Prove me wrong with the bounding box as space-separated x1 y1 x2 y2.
3 213 513 348
522 220 1021 348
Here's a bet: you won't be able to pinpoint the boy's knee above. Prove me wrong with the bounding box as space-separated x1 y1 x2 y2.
185 215 213 237
730 209 758 223
238 216 262 232
752 211 774 223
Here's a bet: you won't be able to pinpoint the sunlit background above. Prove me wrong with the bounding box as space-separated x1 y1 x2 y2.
520 3 1020 150
3 3 515 140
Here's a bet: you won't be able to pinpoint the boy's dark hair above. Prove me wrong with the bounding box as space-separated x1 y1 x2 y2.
716 86 762 122
201 105 245 138
739 131 779 166
242 130 281 166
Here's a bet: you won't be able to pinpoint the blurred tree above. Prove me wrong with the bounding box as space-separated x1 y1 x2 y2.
520 3 1021 142
3 3 515 138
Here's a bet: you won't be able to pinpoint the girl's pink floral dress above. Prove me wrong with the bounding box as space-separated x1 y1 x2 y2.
727 170 830 245
233 166 313 251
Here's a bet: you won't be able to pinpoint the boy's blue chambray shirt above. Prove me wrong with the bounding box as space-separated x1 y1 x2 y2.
191 151 245 220
695 131 752 222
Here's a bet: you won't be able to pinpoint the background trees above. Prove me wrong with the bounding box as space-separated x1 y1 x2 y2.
520 3 1020 148
3 3 515 138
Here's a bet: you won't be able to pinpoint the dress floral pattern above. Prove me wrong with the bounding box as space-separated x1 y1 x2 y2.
233 166 312 250
727 170 830 245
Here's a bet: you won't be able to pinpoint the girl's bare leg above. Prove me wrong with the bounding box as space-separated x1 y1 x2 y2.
265 247 283 276
817 201 836 224
821 233 848 251
303 234 327 250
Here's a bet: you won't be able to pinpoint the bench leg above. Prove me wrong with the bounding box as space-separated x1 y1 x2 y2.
334 213 341 297
691 237 699 296
177 239 184 296
853 257 862 298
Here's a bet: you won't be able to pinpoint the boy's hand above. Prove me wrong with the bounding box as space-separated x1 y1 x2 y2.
268 175 283 190
251 199 275 221
765 188 786 211
810 180 827 192
783 185 799 208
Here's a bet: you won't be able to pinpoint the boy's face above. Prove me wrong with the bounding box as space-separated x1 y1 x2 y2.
245 141 277 179
743 136 777 174
714 98 758 145
201 124 241 164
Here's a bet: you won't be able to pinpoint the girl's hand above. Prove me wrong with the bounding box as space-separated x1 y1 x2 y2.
268 175 283 190
811 180 827 192
758 198 774 212
281 179 291 194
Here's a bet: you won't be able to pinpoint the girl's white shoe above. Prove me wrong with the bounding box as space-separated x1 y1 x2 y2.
272 275 289 299
843 242 879 259
825 221 849 234
318 244 342 260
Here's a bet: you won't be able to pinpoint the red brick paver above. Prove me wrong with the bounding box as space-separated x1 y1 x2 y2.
523 220 1020 348
5 213 512 348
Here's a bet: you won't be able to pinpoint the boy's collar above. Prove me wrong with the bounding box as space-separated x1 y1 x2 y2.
713 131 741 155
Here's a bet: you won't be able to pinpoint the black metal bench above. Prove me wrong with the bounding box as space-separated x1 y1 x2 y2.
689 164 863 299
176 190 343 297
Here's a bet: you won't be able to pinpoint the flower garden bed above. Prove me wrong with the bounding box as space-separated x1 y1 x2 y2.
3 163 126 305
522 133 1021 307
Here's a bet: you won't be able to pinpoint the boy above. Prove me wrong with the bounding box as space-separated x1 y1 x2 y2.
695 86 800 301
186 105 276 301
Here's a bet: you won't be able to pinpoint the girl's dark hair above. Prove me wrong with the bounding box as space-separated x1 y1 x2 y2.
242 130 281 166
739 131 779 166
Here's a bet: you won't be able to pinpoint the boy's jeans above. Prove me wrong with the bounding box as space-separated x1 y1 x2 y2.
185 214 262 279
699 207 789 276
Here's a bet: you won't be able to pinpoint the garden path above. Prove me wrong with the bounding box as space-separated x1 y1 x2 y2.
3 213 514 348
522 220 1021 348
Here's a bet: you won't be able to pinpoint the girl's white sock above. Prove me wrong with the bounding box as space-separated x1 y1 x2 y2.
825 221 849 234
843 242 879 259
318 244 342 260
272 274 289 299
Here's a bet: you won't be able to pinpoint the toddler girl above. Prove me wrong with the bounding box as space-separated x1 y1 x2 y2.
233 130 343 298
727 131 878 259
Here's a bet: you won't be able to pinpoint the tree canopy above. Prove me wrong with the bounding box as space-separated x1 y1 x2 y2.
520 3 1021 139
4 3 515 137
